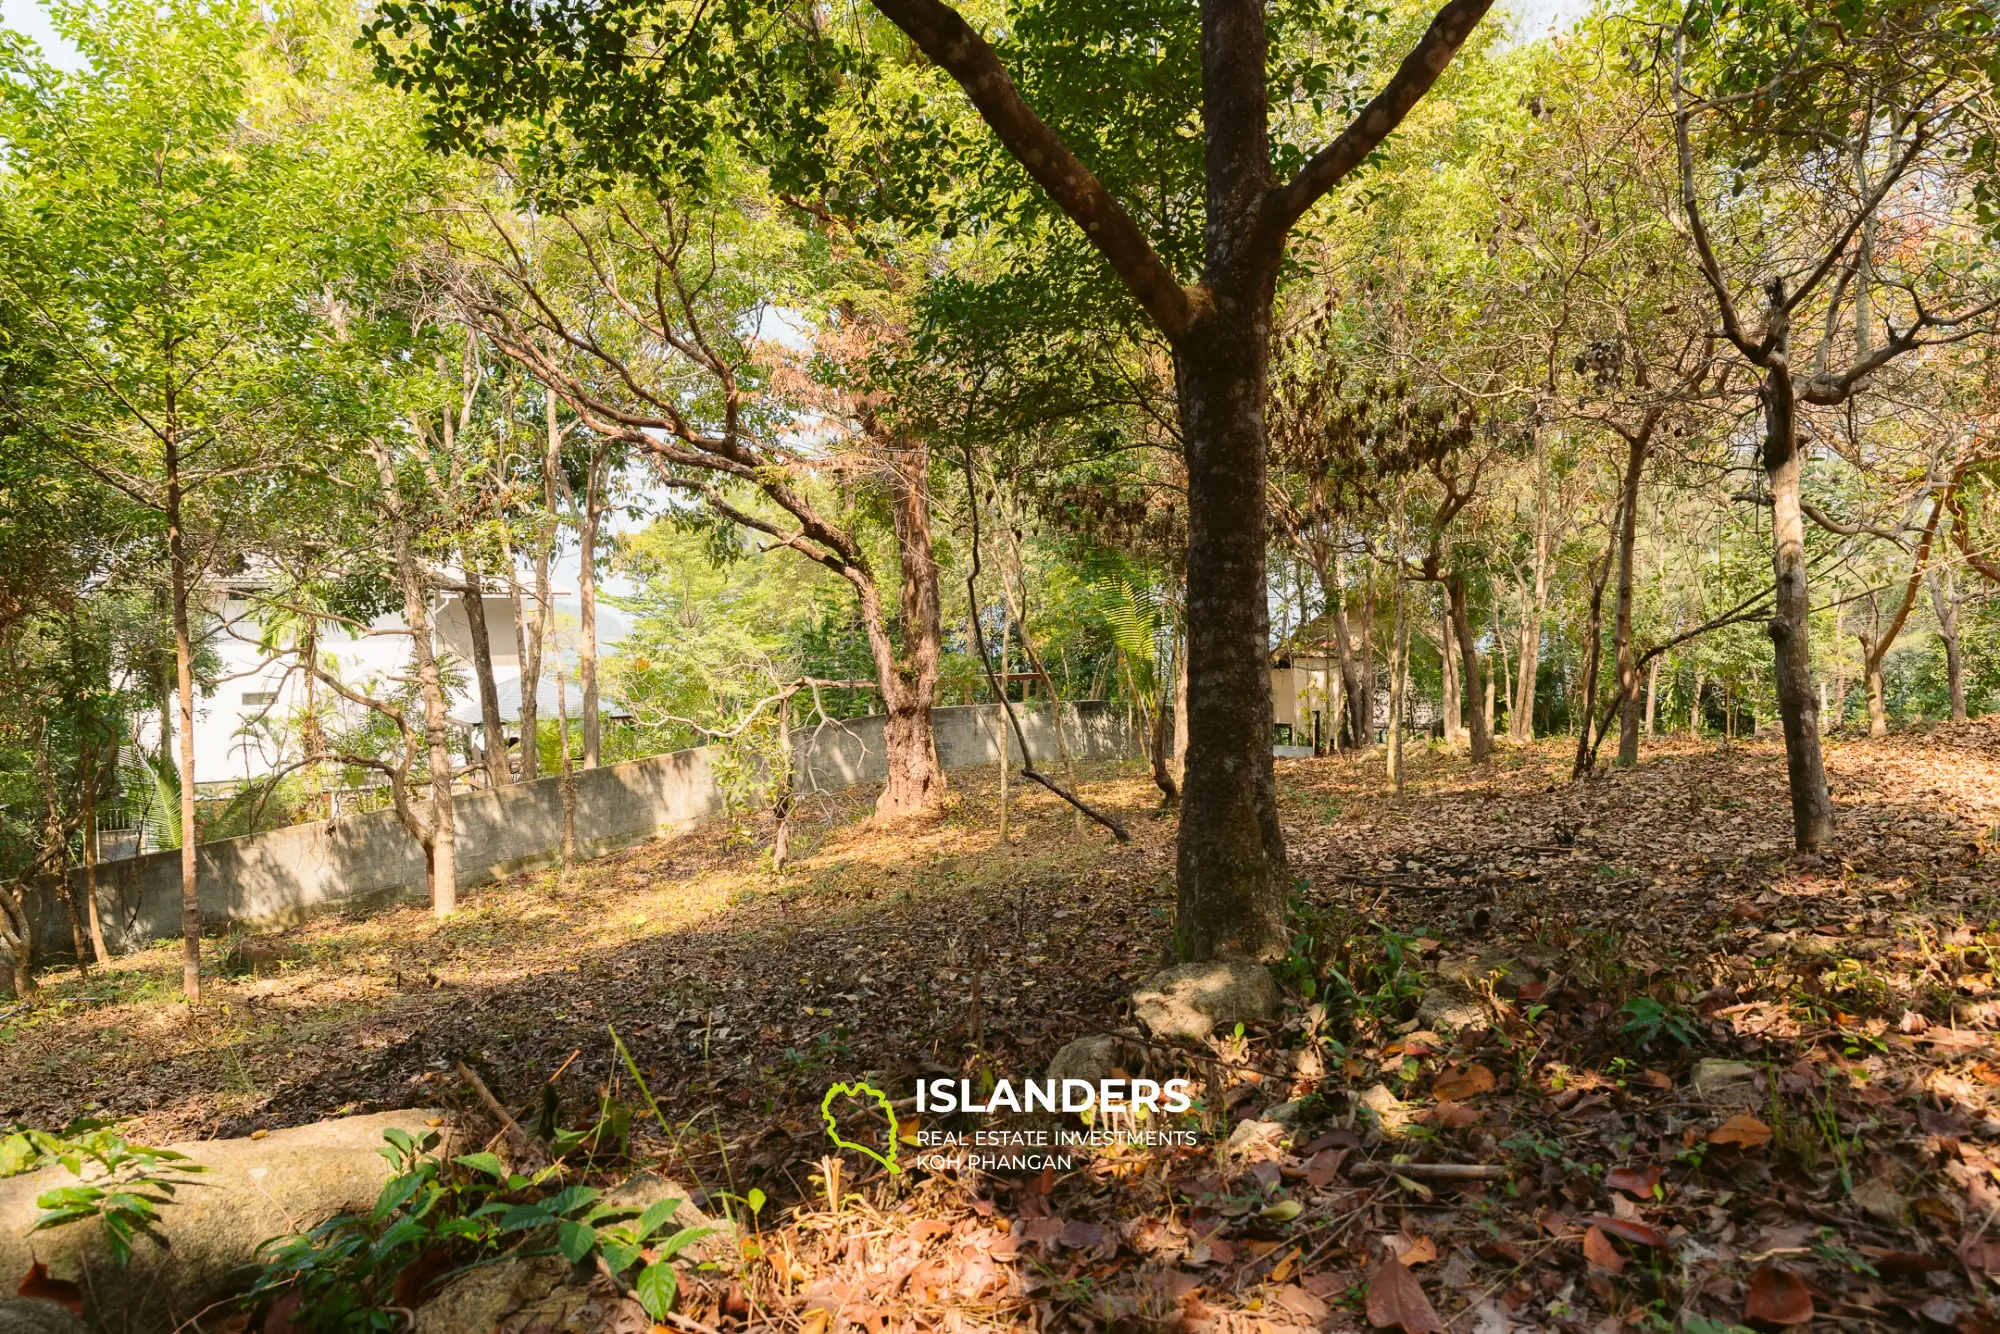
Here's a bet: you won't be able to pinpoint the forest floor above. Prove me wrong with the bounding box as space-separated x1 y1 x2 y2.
7 720 2000 1332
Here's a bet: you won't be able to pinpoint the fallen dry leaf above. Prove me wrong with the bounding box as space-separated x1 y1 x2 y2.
1583 1215 1671 1249
1306 1147 1347 1187
1272 1283 1330 1321
1432 1063 1496 1101
1582 1225 1626 1274
1744 1265 1814 1326
1709 1113 1775 1148
16 1262 83 1316
1366 1259 1444 1333
1396 1234 1439 1266
1605 1163 1664 1196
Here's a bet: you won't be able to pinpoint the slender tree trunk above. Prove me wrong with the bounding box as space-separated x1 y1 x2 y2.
1 887 32 1001
1512 431 1550 741
82 732 107 962
578 447 608 769
1613 427 1650 766
554 648 576 870
376 447 457 916
1446 575 1491 762
1388 573 1410 793
1572 517 1618 780
773 688 794 869
864 436 945 818
1859 592 1887 738
1830 602 1848 734
1326 554 1365 747
1437 599 1460 745
1172 309 1287 962
1933 568 1965 721
460 565 511 788
1690 668 1705 738
166 438 202 1001
34 724 87 973
1359 581 1377 743
996 612 1011 840
1172 627 1190 787
1759 349 1835 849
1644 657 1660 737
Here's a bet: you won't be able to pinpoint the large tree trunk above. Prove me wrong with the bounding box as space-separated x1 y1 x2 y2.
378 449 458 916
1445 575 1491 763
1 885 32 1002
1512 430 1549 741
864 437 945 818
1172 308 1286 963
1857 592 1887 738
166 439 202 1001
1760 353 1835 849
460 564 511 788
1613 428 1650 767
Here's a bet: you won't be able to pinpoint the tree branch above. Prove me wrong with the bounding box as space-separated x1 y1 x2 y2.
867 0 1192 338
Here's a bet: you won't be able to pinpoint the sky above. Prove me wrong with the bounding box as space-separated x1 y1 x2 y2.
4 0 1591 78
1 0 80 70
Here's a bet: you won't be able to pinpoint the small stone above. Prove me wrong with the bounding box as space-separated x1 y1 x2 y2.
1417 987 1487 1034
1047 1034 1123 1088
0 1298 88 1334
1225 1119 1284 1154
1691 1059 1765 1102
1267 1097 1318 1129
1357 1084 1412 1136
1131 959 1276 1042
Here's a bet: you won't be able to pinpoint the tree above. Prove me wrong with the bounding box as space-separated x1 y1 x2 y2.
1 0 437 996
371 0 1496 959
1669 0 2000 849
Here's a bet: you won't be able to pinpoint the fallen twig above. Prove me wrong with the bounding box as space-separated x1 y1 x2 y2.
1348 1161 1509 1181
457 1060 530 1152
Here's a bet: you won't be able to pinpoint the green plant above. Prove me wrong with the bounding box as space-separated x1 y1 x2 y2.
246 1128 713 1330
1617 996 1700 1051
1 1120 204 1267
1277 900 1426 1027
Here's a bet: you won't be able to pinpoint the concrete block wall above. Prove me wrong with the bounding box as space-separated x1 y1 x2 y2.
36 702 1138 957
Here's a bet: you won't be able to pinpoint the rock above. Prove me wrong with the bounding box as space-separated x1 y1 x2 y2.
406 1254 594 1334
1691 1059 1765 1103
1416 988 1487 1033
1224 1120 1285 1155
1357 1084 1412 1137
0 1300 87 1334
1047 1034 1124 1088
601 1170 728 1262
1131 959 1276 1042
410 1171 718 1334
1267 1097 1318 1129
0 1109 440 1334
1434 953 1512 990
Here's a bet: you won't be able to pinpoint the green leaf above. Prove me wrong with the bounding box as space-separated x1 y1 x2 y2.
654 1224 719 1259
546 1184 603 1218
557 1218 597 1262
599 1240 641 1275
636 1197 683 1239
496 1202 556 1233
746 1187 766 1216
453 1152 505 1180
636 1260 678 1318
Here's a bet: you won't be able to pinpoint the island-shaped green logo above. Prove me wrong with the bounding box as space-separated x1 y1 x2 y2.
820 1081 903 1175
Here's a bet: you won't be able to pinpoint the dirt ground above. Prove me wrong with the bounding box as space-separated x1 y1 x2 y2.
6 721 2000 1332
